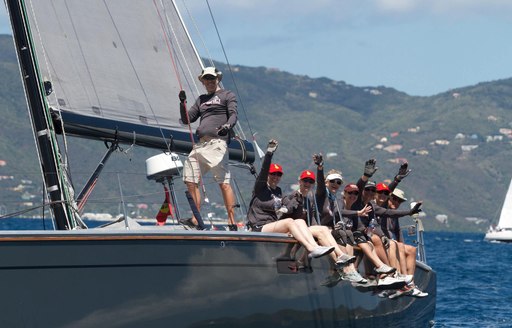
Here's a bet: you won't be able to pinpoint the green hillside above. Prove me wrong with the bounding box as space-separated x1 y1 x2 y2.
1 34 511 232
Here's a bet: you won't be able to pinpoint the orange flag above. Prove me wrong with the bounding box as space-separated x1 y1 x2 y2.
156 185 173 225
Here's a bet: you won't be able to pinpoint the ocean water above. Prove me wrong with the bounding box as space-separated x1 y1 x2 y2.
1 219 510 327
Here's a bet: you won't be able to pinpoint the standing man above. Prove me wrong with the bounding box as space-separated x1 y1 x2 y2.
179 67 238 231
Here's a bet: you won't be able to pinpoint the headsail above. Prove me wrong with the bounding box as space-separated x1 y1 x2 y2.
22 0 254 162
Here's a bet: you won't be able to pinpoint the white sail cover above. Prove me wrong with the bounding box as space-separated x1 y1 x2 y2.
498 179 512 229
25 0 202 135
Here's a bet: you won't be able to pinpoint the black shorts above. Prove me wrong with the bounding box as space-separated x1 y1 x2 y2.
353 230 371 244
331 229 355 246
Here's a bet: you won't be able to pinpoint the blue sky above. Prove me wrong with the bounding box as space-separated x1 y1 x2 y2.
2 0 512 96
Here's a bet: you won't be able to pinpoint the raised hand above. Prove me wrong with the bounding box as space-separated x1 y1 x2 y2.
364 158 378 177
410 201 423 215
178 90 186 103
313 153 323 166
216 124 231 136
395 162 412 181
357 204 372 217
267 139 278 153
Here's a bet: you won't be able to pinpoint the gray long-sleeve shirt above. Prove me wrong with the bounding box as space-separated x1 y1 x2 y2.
180 89 237 142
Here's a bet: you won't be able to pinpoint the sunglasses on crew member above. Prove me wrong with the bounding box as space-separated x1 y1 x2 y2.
377 190 390 195
346 191 358 196
365 188 377 193
329 179 342 185
391 195 405 203
269 172 283 177
301 178 315 184
202 75 217 80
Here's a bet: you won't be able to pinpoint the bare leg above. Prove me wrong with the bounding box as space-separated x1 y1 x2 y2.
371 235 390 265
261 219 319 252
185 181 201 225
358 242 385 268
397 242 407 274
309 225 344 262
219 183 236 225
405 245 417 275
387 240 401 272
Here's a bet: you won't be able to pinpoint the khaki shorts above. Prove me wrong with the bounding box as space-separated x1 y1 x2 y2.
183 138 230 184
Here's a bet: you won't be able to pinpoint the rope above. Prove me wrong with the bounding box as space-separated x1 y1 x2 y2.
154 0 210 205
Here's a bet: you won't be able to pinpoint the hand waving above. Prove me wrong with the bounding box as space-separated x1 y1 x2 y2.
267 139 278 153
395 162 411 181
313 153 323 166
363 158 378 177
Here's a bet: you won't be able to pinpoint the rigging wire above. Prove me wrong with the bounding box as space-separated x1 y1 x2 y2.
205 0 255 142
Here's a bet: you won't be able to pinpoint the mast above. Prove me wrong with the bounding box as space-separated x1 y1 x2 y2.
5 0 78 230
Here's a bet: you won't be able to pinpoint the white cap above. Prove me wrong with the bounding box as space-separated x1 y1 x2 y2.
326 173 343 182
198 67 222 81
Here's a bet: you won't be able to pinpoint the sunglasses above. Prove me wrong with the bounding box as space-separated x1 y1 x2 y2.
269 172 283 177
377 190 390 195
346 191 358 196
202 75 217 80
391 195 404 203
329 179 342 185
302 178 315 184
365 188 377 193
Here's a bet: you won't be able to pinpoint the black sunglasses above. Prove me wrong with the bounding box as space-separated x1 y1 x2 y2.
302 178 315 184
329 179 342 185
377 190 390 195
269 172 283 177
346 191 358 196
391 195 404 203
202 75 217 80
365 188 377 192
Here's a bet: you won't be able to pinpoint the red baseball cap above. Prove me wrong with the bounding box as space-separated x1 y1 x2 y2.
376 182 390 192
299 170 315 181
269 163 283 174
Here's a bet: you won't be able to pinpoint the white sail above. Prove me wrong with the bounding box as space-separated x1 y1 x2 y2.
497 179 512 229
27 0 202 133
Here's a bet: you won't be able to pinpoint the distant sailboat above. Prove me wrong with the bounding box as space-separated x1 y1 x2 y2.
485 179 512 242
1 0 436 327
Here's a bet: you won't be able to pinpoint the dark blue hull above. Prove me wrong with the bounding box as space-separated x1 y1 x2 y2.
0 230 435 327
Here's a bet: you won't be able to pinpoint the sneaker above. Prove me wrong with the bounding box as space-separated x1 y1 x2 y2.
341 270 367 283
335 254 356 268
308 246 335 259
321 272 342 287
375 264 396 274
377 275 406 288
388 286 414 299
411 287 429 298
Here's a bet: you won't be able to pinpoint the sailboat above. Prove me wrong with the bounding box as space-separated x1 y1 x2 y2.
1 1 436 327
485 179 512 242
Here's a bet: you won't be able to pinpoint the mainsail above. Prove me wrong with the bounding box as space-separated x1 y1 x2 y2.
22 0 254 162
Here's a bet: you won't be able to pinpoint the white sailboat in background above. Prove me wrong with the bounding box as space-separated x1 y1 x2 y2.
485 179 512 242
1 0 436 327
